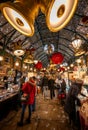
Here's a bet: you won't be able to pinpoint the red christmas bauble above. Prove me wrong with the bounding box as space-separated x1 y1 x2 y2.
51 52 64 64
35 61 43 69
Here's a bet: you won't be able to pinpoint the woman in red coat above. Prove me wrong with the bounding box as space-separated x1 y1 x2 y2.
17 77 36 126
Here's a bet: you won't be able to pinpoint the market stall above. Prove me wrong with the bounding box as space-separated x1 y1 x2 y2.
0 85 19 120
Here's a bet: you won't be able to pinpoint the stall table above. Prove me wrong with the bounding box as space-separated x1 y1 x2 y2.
0 86 19 120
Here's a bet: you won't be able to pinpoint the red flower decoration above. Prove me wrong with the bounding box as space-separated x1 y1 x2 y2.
51 52 64 64
35 61 43 69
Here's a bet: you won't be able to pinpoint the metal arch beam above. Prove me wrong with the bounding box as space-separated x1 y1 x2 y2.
25 39 42 48
39 58 48 65
37 55 48 62
5 30 17 46
37 29 72 42
37 57 49 67
58 41 74 54
35 20 44 47
0 29 17 50
0 30 6 40
36 28 71 45
0 28 17 41
58 49 73 60
36 53 49 62
39 58 49 66
0 21 8 27
58 44 74 55
34 50 45 57
58 47 74 57
8 33 25 46
75 13 86 18
33 35 74 58
59 36 71 43
34 33 74 52
37 14 88 43
38 54 47 58
21 37 29 46
64 28 88 43
24 34 72 54
34 46 43 53
35 53 47 60
63 57 70 63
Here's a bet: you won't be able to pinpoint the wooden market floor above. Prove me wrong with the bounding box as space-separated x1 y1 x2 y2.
0 93 78 130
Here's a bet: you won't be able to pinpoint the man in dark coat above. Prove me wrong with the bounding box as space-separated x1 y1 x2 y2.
64 79 83 128
48 76 55 99
41 74 48 95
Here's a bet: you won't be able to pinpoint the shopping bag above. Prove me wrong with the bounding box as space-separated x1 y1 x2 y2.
21 93 29 102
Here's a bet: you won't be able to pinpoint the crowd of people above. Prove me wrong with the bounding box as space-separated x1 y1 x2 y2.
16 73 86 130
17 73 67 126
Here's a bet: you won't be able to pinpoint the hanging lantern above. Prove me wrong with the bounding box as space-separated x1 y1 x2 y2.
24 50 34 64
35 61 43 69
51 52 64 64
71 37 82 50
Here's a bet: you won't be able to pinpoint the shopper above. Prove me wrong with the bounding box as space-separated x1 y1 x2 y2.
41 74 49 96
3 75 8 89
31 76 37 112
64 79 83 129
17 77 36 126
57 78 66 105
48 76 55 99
60 79 66 94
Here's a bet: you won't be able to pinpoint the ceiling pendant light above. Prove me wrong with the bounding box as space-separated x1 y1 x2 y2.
0 0 39 36
0 0 78 36
0 56 4 61
13 40 25 56
24 51 34 64
45 0 78 32
14 49 25 57
15 61 19 66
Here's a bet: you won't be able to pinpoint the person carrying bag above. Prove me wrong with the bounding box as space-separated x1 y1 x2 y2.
17 77 36 126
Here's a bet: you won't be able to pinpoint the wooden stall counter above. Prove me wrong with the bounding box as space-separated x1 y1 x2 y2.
0 85 20 121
